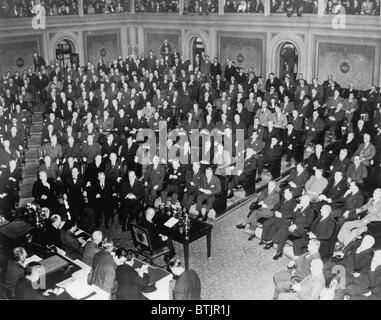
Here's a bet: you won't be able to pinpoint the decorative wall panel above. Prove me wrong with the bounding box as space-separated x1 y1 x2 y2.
85 32 120 64
0 38 40 74
145 31 180 56
219 36 263 75
317 42 375 90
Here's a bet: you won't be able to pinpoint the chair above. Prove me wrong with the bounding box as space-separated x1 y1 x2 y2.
0 282 13 300
129 223 170 267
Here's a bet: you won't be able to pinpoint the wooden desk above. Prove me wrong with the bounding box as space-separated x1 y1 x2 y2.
157 216 212 270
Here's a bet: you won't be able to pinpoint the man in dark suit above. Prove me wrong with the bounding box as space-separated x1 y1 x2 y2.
279 162 310 197
284 122 303 166
271 195 316 260
329 148 351 179
81 230 103 267
144 155 166 207
15 262 60 300
260 188 298 247
196 166 222 221
168 259 201 300
90 172 114 229
256 136 283 182
161 160 185 206
318 171 348 210
81 135 102 164
235 148 258 196
119 170 145 231
64 167 85 221
293 205 336 257
330 180 364 220
182 161 204 211
236 180 280 240
115 248 151 300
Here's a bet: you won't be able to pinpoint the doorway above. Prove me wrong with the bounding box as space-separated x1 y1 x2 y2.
192 37 205 67
279 42 298 81
55 39 79 67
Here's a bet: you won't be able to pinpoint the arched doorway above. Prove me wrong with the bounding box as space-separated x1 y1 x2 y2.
192 37 205 67
279 42 298 81
55 39 79 67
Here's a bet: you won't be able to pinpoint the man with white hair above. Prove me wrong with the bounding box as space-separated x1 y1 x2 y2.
337 188 381 248
82 230 103 267
277 259 326 300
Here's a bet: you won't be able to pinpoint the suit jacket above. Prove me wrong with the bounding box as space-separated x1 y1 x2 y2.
354 143 376 166
104 160 123 182
38 163 60 180
64 175 85 207
292 205 315 236
273 198 297 219
346 163 368 184
310 217 336 240
81 142 102 163
348 265 381 299
262 142 283 159
185 170 204 192
144 164 166 190
322 178 348 201
15 278 51 300
337 190 364 214
259 189 280 210
294 252 321 280
82 241 102 267
173 270 201 300
284 129 301 150
120 179 145 202
60 229 83 260
341 240 373 274
116 264 150 300
90 251 117 295
331 156 351 176
286 169 310 190
200 174 222 195
5 260 24 297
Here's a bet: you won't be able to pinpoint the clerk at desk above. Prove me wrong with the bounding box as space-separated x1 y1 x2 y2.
15 262 64 300
115 248 151 300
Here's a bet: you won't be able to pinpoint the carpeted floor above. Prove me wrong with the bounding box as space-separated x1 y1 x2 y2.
101 198 289 300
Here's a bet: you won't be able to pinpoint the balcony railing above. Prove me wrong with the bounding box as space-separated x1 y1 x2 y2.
0 0 379 18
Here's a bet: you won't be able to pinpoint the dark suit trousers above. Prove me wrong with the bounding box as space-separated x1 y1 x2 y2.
145 186 160 207
161 185 179 205
196 193 216 212
182 190 199 210
261 217 289 241
273 224 305 254
120 199 142 231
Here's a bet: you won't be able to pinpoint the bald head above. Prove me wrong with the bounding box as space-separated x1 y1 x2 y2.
92 230 103 244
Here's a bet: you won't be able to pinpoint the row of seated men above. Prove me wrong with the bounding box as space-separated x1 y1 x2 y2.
1 210 201 300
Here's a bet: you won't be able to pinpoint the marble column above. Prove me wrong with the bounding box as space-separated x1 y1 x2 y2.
317 0 324 17
78 0 84 17
209 28 217 59
137 27 145 55
264 0 270 16
179 0 184 15
219 0 224 15
120 26 128 58
130 0 135 13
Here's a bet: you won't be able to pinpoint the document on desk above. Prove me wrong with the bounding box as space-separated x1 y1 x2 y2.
164 217 179 228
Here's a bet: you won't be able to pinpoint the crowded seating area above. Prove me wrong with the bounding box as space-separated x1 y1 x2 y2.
1 0 380 17
1 25 381 299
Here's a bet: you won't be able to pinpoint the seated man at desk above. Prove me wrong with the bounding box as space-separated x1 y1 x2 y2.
59 219 86 260
115 248 151 300
138 207 175 263
15 262 63 300
195 166 222 221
